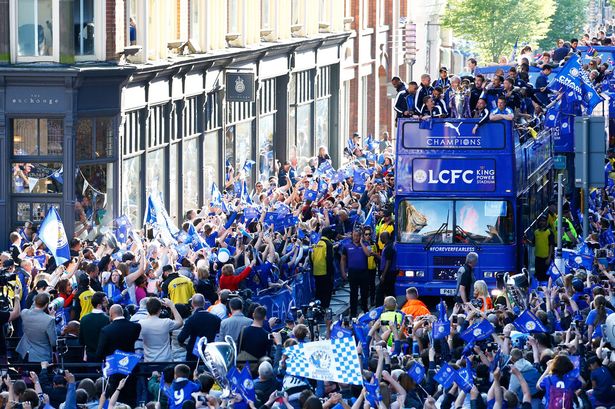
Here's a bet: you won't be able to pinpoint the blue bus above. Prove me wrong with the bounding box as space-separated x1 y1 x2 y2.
394 118 554 297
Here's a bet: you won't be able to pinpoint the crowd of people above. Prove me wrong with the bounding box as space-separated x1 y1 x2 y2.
0 31 613 409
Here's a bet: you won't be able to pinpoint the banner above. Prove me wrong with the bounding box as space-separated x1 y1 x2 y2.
103 350 142 377
285 337 363 385
411 158 496 192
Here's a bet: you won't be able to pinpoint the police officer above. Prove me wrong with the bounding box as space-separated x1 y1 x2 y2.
456 252 478 304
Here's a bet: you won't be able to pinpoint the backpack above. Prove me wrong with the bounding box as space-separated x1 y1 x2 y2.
311 238 330 276
547 379 573 409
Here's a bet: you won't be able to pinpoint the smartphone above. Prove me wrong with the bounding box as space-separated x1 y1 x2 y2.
451 315 458 324
325 308 333 321
381 320 390 326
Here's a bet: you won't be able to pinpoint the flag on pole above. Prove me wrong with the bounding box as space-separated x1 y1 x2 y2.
460 319 495 343
284 338 363 385
38 207 70 265
408 361 426 383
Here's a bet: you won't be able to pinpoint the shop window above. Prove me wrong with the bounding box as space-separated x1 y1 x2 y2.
319 0 331 31
315 99 329 152
75 163 114 238
122 156 142 226
169 143 178 220
13 118 63 156
204 131 219 201
146 148 166 200
76 117 114 160
183 137 200 212
258 115 274 182
296 105 312 171
12 162 63 194
228 0 239 34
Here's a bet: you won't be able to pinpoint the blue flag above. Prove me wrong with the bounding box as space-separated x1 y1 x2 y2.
454 368 473 393
318 179 328 193
192 337 201 357
364 377 381 407
408 361 425 383
264 211 281 226
365 134 376 152
309 231 321 245
433 363 456 389
358 306 384 324
103 350 142 377
237 365 256 403
244 206 259 220
331 320 353 339
227 366 241 394
242 160 256 173
544 101 561 128
432 299 450 340
305 189 318 202
460 319 494 343
513 309 548 333
490 349 502 372
144 195 158 225
114 215 131 245
210 182 223 206
38 207 70 265
51 167 64 184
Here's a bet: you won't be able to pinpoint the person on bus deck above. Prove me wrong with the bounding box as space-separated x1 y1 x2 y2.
455 252 478 304
534 64 553 107
489 96 514 121
469 74 485 112
431 87 449 118
503 78 522 112
472 98 490 135
473 280 493 312
414 74 433 113
481 74 504 111
525 215 554 283
420 96 444 119
432 67 451 89
401 287 430 317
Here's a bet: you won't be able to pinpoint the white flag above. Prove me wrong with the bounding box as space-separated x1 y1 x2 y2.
284 337 363 385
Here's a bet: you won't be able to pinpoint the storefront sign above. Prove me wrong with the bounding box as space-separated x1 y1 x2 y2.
226 73 255 102
6 87 66 113
412 158 496 192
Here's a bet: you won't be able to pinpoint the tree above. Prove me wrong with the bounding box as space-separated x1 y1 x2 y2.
538 0 588 50
442 0 555 63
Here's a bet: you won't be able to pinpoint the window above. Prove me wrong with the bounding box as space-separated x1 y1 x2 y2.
183 137 200 212
204 131 219 202
11 0 103 62
315 99 329 151
169 143 178 220
190 0 201 42
261 0 271 30
288 70 314 169
75 163 114 236
362 0 369 29
456 200 514 244
15 0 55 58
146 148 165 200
228 0 239 33
296 105 312 170
397 199 514 245
12 162 63 194
74 0 95 55
291 0 300 25
13 119 63 156
319 0 331 30
122 156 142 226
258 115 274 182
76 117 114 160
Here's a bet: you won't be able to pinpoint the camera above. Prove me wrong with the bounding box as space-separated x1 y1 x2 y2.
486 342 499 352
470 298 484 309
302 301 325 322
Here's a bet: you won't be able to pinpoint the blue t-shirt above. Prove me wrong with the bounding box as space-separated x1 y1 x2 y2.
342 241 368 271
585 308 615 338
591 366 614 403
205 232 218 248
539 374 581 404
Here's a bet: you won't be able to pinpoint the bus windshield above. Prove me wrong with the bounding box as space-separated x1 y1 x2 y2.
398 199 514 245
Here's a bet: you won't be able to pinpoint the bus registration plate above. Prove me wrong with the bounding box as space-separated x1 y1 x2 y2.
440 289 456 296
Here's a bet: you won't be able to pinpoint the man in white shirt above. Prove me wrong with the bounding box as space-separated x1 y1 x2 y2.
138 298 183 362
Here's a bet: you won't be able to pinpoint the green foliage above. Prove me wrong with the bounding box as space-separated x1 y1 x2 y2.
538 0 589 50
442 0 555 62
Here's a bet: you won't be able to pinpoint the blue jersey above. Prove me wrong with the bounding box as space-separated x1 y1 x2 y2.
166 379 201 409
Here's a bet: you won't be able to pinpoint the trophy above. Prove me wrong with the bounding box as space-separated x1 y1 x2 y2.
196 336 237 398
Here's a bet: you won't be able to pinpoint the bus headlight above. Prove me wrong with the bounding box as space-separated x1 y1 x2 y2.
405 271 415 277
415 271 425 277
484 272 493 278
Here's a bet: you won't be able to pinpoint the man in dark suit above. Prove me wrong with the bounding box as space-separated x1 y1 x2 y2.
97 304 141 407
178 294 221 360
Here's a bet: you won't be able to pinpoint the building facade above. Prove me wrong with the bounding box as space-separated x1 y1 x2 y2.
339 0 460 155
0 0 349 240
